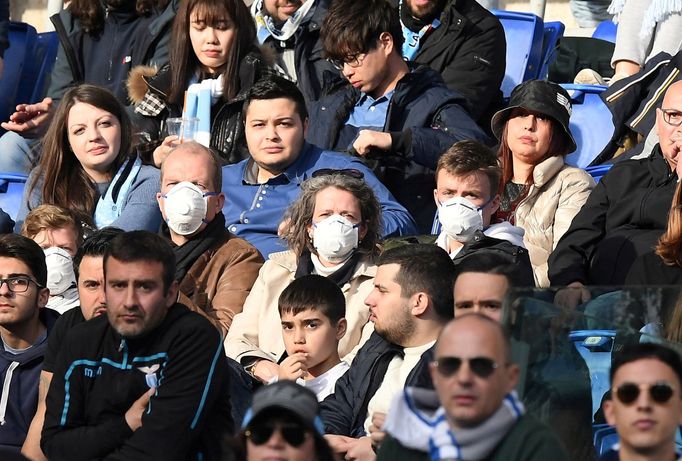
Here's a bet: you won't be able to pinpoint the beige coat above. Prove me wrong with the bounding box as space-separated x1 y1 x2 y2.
224 250 376 366
514 156 595 287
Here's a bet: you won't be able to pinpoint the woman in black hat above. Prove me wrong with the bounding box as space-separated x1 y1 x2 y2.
491 80 595 287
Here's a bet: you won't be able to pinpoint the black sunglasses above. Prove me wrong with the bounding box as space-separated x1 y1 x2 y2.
433 356 499 379
311 168 365 179
245 421 309 447
614 381 676 405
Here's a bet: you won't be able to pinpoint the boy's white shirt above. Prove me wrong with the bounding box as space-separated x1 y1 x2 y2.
267 361 350 401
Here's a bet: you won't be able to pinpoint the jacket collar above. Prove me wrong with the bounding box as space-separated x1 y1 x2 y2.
531 155 565 187
269 249 377 281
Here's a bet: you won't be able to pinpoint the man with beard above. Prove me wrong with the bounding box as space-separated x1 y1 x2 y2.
390 0 505 125
320 244 456 461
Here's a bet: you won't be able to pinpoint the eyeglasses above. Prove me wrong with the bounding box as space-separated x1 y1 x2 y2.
0 276 42 293
311 168 365 179
661 109 682 127
245 421 309 447
432 356 500 379
613 381 676 405
329 52 368 71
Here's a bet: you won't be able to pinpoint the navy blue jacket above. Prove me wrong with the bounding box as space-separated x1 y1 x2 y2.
0 0 8 59
307 65 489 232
0 308 59 452
319 332 435 437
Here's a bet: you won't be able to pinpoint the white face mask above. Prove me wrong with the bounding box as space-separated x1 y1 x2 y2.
438 197 486 242
162 181 217 236
44 247 77 296
312 214 360 263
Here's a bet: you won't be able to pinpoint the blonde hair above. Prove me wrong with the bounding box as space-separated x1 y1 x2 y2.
20 204 84 244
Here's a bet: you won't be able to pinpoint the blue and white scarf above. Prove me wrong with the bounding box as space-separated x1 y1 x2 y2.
94 156 142 228
399 0 441 61
252 0 316 45
608 0 682 41
182 74 224 147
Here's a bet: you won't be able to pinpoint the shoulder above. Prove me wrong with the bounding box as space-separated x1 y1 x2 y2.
495 415 569 458
164 303 222 339
556 164 596 187
447 0 503 31
222 159 248 179
215 234 264 261
266 250 298 271
136 164 161 181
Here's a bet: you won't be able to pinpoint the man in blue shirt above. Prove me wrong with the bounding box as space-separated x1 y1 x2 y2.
222 76 417 259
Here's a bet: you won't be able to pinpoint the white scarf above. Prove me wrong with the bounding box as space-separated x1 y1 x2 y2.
182 75 224 147
252 0 316 44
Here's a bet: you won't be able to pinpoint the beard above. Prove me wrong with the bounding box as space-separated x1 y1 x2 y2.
374 304 416 346
406 0 445 21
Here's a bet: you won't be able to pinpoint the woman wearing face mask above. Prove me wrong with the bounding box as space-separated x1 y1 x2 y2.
491 80 595 287
225 170 381 384
128 0 272 166
15 85 162 233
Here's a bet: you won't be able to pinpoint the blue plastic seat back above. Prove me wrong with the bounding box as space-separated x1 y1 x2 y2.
586 164 612 182
595 427 619 456
539 21 565 80
570 329 616 419
562 84 614 169
29 32 60 103
0 173 28 221
0 22 38 125
492 10 544 98
593 20 617 43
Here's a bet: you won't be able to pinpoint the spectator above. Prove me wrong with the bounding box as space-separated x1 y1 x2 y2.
602 343 682 461
549 80 682 302
276 275 349 401
492 80 595 287
225 171 382 383
250 0 337 104
237 381 335 461
20 205 85 313
0 0 178 174
321 244 455 460
21 227 124 461
128 0 272 165
42 231 232 460
377 314 570 460
15 85 163 233
433 141 534 285
308 0 488 232
0 235 57 454
222 76 416 259
157 142 263 335
391 0 506 124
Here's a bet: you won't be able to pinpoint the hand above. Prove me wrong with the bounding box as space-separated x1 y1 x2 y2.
152 135 181 167
1 97 54 138
252 359 281 383
368 412 386 448
124 387 155 431
352 130 392 157
554 281 591 310
324 434 357 455
278 352 309 381
344 437 376 461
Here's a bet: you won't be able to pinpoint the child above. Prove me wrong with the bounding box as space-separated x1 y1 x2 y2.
276 274 349 401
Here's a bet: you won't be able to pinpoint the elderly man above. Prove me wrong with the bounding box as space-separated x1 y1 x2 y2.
377 314 569 460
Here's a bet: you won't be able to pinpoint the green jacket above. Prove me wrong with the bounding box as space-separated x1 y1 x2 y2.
376 414 569 461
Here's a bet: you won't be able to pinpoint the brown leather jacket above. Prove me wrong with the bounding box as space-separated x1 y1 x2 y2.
177 229 264 336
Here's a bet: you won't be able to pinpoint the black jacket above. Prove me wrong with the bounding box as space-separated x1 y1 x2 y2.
319 332 435 437
548 146 677 286
390 0 506 124
307 65 489 232
42 303 232 461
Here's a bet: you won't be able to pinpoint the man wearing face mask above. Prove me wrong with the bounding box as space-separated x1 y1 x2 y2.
158 142 264 336
433 141 534 286
20 205 85 314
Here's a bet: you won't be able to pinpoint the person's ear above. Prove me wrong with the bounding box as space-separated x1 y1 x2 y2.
358 221 368 242
156 192 164 212
335 318 348 340
166 280 179 307
490 193 501 214
604 399 616 426
215 192 225 211
433 189 439 207
506 363 520 392
379 31 393 55
411 292 429 316
37 287 50 308
303 116 309 138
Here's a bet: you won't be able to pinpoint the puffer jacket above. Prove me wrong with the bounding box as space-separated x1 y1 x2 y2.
127 50 272 165
224 250 376 366
513 156 595 287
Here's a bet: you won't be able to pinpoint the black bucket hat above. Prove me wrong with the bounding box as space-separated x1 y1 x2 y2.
491 80 577 154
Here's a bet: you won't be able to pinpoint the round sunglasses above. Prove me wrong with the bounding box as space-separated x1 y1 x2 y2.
613 381 676 405
432 356 500 379
245 421 310 447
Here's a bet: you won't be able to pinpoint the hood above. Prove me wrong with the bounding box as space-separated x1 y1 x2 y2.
484 221 526 248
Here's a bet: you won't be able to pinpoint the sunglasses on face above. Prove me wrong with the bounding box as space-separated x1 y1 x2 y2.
614 381 676 405
245 421 310 447
311 168 365 179
432 356 500 379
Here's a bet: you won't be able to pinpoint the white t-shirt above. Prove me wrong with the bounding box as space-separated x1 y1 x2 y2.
363 340 435 433
297 361 350 402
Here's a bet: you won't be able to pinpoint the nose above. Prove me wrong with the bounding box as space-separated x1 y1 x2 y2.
265 428 287 449
88 125 103 142
264 122 280 141
342 63 354 78
123 285 138 309
364 290 376 308
523 115 537 131
205 26 218 43
0 280 12 296
455 361 475 385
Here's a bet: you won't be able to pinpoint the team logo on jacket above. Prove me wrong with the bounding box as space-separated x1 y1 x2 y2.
137 364 160 388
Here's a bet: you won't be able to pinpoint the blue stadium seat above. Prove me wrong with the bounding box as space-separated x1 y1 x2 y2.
569 329 616 419
0 22 38 126
562 84 614 169
539 21 565 80
29 32 59 103
586 164 612 182
0 173 29 221
593 425 619 456
492 10 544 98
593 20 617 43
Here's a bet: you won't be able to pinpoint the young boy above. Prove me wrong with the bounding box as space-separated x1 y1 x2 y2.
276 274 349 401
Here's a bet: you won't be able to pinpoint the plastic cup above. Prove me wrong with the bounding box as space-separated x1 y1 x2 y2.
165 117 199 142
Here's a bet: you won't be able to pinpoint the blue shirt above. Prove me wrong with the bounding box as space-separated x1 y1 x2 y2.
346 91 393 128
222 143 417 259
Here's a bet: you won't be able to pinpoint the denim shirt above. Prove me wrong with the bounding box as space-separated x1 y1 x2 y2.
221 143 417 258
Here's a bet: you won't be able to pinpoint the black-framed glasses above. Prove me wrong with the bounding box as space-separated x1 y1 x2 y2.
245 421 309 447
614 381 676 405
433 356 500 379
661 109 682 127
328 52 368 71
0 276 42 293
311 168 365 179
